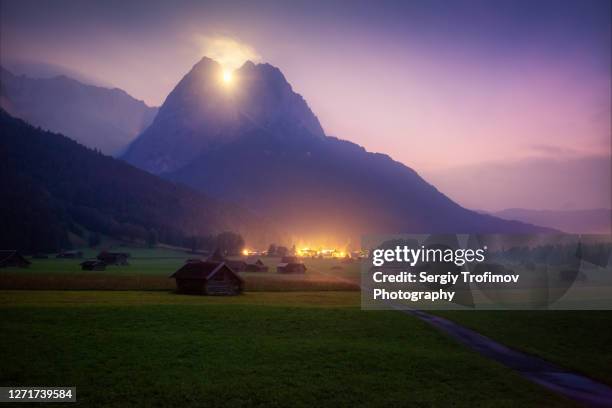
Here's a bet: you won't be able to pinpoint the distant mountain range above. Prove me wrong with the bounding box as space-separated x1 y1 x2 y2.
123 57 551 242
0 67 157 155
0 109 272 252
491 208 611 234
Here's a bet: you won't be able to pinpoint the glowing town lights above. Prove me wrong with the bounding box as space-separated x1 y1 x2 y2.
294 246 352 259
254 243 358 259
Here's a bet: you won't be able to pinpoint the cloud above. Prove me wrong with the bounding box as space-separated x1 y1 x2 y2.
527 144 580 157
198 36 261 71
423 154 611 212
1 59 114 88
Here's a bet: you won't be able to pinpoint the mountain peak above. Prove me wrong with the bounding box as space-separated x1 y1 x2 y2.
237 61 292 92
239 60 282 75
241 60 256 69
123 56 326 173
193 56 222 71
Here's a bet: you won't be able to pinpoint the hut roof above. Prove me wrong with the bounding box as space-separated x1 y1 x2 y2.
170 261 244 283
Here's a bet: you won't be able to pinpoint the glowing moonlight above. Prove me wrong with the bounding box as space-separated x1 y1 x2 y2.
222 70 233 84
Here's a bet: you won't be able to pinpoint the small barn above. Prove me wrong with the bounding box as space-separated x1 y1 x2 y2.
80 260 106 271
245 259 268 272
0 250 31 268
170 261 244 295
56 250 83 259
97 251 129 265
277 262 306 274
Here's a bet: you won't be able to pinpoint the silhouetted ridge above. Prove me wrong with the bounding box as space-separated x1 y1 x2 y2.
0 67 157 155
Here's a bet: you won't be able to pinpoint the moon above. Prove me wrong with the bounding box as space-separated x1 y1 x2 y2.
222 70 233 84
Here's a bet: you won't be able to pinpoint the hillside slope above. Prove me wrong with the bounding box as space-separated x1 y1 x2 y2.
0 109 271 252
0 67 157 155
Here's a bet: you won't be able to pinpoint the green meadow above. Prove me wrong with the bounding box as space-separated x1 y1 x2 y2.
1 291 577 408
1 247 610 406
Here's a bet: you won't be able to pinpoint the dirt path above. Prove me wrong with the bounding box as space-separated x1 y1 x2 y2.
316 266 612 407
401 308 612 407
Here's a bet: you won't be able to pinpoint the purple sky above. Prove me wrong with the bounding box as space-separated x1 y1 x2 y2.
1 0 610 211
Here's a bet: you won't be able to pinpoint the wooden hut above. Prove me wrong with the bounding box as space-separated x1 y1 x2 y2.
277 262 306 274
80 260 106 271
170 261 244 295
0 250 31 268
245 259 268 272
97 251 129 265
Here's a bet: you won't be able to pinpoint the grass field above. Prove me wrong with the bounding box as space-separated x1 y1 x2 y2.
434 310 612 385
0 291 577 408
1 247 611 406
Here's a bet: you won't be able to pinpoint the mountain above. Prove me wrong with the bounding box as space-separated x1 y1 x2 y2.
0 67 157 156
123 57 552 243
123 58 324 174
0 109 272 253
492 208 611 234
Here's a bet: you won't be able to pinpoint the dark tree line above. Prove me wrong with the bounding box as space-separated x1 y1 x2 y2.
0 109 253 253
183 231 245 255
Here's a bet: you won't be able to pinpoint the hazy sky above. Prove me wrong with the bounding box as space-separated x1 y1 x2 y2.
1 0 610 210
